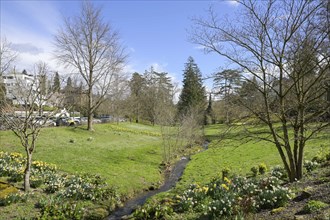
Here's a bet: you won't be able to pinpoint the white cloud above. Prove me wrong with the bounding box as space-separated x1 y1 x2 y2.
122 64 137 75
1 1 67 74
226 0 239 7
11 43 44 55
148 62 168 73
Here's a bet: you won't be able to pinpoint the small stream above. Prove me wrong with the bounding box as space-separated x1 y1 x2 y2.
107 157 190 220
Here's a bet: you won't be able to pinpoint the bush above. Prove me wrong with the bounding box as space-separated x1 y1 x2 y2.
251 166 258 177
270 165 288 180
302 200 328 214
0 192 27 206
8 172 24 183
30 177 43 188
137 174 292 220
37 196 84 219
222 167 230 180
134 203 173 220
44 173 65 193
258 163 267 175
304 160 319 173
326 152 330 161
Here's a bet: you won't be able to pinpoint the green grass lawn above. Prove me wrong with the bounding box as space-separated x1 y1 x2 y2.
0 123 164 196
176 124 330 190
1 122 328 198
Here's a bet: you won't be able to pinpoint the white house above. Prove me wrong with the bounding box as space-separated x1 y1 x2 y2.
2 70 37 105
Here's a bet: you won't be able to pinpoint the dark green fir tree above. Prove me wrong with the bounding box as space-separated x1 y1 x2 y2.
177 56 206 117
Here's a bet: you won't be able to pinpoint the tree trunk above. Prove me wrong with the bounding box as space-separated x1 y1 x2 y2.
24 150 32 192
87 86 93 131
87 111 93 131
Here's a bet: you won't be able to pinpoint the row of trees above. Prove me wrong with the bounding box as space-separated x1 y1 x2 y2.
1 0 328 191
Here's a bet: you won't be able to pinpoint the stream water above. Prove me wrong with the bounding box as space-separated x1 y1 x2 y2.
107 157 190 220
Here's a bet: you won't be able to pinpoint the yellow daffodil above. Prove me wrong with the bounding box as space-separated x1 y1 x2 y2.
221 183 229 191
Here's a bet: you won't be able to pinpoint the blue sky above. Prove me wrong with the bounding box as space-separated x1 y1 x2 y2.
1 0 239 87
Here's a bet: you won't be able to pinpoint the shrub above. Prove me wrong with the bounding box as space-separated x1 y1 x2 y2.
304 160 319 173
44 173 65 193
0 192 27 206
222 167 230 180
270 165 288 180
134 203 173 220
32 160 57 173
8 172 24 183
30 177 43 188
312 155 325 164
326 152 330 161
258 163 267 175
251 166 258 177
169 174 291 219
37 196 84 220
302 200 328 214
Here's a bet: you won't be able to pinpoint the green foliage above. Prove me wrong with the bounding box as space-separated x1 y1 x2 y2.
58 174 119 201
302 200 328 214
270 165 288 180
134 202 174 220
222 167 230 180
312 145 330 163
44 173 65 193
0 192 27 206
304 160 319 173
30 177 43 188
326 152 330 161
177 56 206 117
257 177 291 209
136 174 292 219
37 196 84 220
258 163 267 175
52 71 60 92
251 166 258 177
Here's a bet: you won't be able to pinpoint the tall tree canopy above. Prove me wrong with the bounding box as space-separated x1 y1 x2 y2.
128 68 175 125
52 72 60 93
54 1 127 131
177 56 206 118
213 69 242 124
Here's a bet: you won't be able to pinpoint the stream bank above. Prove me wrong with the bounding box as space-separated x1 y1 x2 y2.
107 156 190 220
107 141 210 220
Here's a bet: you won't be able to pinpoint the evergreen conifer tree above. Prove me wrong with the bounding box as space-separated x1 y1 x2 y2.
177 56 206 117
53 72 60 92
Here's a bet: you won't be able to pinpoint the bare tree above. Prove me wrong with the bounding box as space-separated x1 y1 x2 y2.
54 1 127 131
0 38 18 104
0 37 18 75
190 0 329 181
0 62 63 191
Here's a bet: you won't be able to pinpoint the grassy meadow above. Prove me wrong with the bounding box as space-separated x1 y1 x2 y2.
0 123 164 195
176 124 330 190
0 121 329 219
1 122 329 195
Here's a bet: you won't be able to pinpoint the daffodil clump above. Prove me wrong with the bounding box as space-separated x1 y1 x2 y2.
0 192 28 206
108 125 161 137
0 151 57 181
134 173 293 219
0 151 25 179
0 151 121 218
